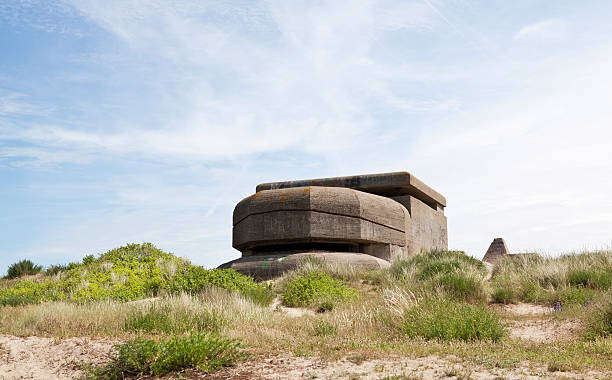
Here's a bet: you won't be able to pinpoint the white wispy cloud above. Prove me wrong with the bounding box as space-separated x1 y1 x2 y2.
513 19 566 41
0 92 53 117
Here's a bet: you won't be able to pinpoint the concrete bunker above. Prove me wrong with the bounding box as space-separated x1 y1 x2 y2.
220 171 448 279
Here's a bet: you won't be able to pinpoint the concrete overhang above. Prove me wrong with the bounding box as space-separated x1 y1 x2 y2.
256 171 446 209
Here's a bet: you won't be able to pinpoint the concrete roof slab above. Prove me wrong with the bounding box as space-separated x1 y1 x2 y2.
256 171 446 208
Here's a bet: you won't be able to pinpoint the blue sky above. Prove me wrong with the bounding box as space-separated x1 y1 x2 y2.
2 0 612 274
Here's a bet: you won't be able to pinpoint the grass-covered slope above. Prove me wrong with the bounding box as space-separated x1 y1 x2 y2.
0 243 273 306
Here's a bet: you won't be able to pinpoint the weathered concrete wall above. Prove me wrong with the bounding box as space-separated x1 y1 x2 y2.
219 251 390 280
233 186 409 253
391 195 448 254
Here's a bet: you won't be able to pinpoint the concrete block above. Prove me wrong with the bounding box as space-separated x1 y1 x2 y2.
482 238 511 264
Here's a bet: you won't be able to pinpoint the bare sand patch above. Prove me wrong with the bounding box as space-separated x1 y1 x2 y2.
270 298 316 318
502 303 552 316
0 334 116 380
206 354 609 380
508 319 581 343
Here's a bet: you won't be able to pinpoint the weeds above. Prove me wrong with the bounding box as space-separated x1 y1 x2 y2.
401 299 505 342
312 320 337 336
85 332 244 379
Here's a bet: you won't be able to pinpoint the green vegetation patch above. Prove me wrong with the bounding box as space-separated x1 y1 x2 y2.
401 299 506 342
490 251 612 305
5 259 42 279
85 332 244 379
568 269 612 290
281 271 357 310
391 250 487 302
0 243 273 306
585 290 612 340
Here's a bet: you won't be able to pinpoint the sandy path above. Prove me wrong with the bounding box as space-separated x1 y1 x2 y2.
0 335 116 380
495 303 582 343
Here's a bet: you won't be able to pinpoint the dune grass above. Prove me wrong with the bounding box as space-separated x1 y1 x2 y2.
490 251 611 306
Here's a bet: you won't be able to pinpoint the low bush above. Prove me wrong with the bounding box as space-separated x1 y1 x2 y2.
548 287 597 307
281 271 357 310
585 290 612 340
401 299 505 342
124 304 225 334
85 332 244 379
5 259 42 279
45 264 71 276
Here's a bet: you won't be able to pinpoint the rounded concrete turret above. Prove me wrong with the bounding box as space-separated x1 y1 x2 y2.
233 186 409 253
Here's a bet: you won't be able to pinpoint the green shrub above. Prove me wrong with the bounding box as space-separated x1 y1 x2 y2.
281 271 357 309
124 304 225 333
85 332 244 379
548 287 597 306
401 299 505 342
6 259 42 279
491 287 516 304
45 264 71 276
585 291 612 340
0 280 64 306
568 269 612 290
0 293 40 307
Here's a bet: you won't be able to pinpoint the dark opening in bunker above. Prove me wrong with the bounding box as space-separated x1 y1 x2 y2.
250 242 359 255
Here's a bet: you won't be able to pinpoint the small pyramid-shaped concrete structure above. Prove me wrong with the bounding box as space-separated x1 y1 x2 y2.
482 237 510 264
